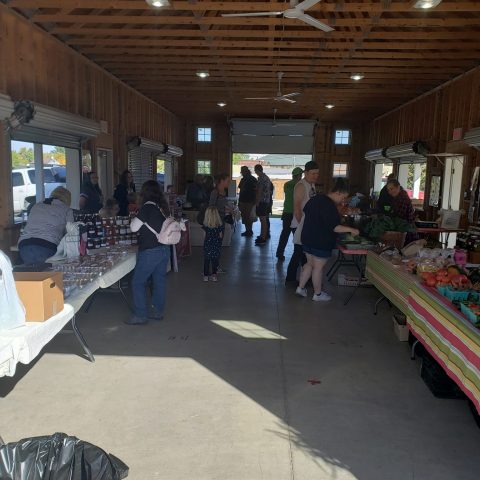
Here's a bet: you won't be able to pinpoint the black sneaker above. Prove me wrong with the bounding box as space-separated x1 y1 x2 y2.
255 238 267 246
241 231 253 237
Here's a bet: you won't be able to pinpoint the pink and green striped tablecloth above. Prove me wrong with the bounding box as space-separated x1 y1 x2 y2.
366 252 480 414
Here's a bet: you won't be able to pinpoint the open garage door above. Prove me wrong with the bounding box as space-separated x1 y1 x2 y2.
231 119 316 155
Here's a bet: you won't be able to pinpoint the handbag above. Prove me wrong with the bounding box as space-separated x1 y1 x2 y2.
224 214 234 225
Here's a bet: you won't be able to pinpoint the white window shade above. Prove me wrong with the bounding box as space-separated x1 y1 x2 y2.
365 148 389 164
128 148 154 189
129 136 183 157
231 119 316 154
10 101 101 148
463 127 480 149
385 141 429 163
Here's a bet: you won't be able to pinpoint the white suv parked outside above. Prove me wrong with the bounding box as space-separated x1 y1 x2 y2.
12 167 66 213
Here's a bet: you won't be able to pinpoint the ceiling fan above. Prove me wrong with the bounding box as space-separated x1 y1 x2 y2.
245 72 300 104
222 0 334 33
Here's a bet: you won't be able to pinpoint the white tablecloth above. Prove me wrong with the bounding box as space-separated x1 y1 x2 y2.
66 251 137 312
0 304 75 377
0 252 138 377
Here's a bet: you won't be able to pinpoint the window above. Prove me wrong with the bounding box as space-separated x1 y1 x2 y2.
28 168 57 184
373 163 393 195
334 130 351 145
197 160 211 175
333 163 348 177
197 127 212 142
398 162 426 202
12 172 24 187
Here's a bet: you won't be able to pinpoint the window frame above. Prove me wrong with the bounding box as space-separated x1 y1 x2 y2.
196 159 212 175
196 127 212 143
332 162 349 178
334 129 351 146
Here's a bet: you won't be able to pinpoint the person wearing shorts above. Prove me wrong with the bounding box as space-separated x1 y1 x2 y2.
295 178 359 302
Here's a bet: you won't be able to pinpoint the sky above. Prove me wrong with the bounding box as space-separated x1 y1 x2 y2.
11 140 55 153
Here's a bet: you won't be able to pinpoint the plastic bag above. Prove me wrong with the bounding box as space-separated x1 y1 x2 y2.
0 432 129 480
0 250 26 331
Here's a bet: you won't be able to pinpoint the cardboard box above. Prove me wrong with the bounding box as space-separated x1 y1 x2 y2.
13 272 64 322
393 314 409 342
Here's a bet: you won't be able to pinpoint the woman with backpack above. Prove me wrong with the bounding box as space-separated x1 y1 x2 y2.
128 180 171 325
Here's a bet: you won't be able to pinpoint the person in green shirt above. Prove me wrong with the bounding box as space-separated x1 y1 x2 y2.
276 167 303 260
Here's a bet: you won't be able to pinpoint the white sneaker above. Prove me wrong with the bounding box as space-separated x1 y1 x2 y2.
312 291 331 302
295 286 308 298
203 276 209 282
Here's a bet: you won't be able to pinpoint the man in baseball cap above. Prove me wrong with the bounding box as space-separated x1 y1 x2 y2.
276 167 304 260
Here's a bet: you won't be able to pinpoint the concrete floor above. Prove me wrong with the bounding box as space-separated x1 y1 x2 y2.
1 219 480 479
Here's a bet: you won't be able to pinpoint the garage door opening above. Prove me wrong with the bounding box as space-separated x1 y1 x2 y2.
232 153 312 215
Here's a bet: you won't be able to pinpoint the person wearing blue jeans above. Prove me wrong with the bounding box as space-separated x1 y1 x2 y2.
131 244 170 321
129 180 171 325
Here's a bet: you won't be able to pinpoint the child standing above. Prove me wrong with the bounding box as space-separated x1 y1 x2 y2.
202 206 224 282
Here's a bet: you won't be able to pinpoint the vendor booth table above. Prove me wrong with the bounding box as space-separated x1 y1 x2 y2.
366 251 480 414
0 250 138 377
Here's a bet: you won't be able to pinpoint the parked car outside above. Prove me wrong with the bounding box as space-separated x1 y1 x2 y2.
12 167 66 213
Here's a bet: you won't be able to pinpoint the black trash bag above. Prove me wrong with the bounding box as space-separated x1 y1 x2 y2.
0 432 129 480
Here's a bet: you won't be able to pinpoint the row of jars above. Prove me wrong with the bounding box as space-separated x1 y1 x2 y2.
87 234 138 250
87 224 132 238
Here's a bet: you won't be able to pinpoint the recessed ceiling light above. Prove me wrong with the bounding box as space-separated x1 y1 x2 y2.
217 102 226 107
146 0 170 7
412 0 442 9
350 73 364 81
196 70 209 79
325 104 334 109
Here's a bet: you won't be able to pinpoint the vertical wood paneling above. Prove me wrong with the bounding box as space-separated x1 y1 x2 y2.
0 6 184 174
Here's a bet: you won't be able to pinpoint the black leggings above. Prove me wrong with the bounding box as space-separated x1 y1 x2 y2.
204 256 219 276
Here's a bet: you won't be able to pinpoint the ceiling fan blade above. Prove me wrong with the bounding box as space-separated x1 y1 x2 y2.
299 14 334 32
280 92 301 98
295 0 322 11
222 11 283 17
276 97 297 104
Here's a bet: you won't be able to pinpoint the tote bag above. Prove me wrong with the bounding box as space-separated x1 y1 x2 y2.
0 250 26 331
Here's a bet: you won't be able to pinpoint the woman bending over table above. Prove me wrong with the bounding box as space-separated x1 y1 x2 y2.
128 180 171 325
296 179 359 302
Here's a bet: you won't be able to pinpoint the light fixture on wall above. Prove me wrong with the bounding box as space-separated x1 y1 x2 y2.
350 73 364 81
196 70 210 79
325 104 334 109
145 0 170 7
411 0 441 8
217 102 226 107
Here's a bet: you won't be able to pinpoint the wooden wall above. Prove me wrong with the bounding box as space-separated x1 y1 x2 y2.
368 66 480 219
181 119 368 195
0 5 184 232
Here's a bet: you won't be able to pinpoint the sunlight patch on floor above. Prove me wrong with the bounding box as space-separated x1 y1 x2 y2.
211 320 287 340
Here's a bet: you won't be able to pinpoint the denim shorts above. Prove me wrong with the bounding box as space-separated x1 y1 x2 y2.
302 245 332 259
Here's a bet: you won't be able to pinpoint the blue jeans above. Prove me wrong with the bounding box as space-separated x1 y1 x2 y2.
132 245 171 318
19 244 57 264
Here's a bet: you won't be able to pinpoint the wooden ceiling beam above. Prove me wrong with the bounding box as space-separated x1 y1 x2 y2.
110 66 457 77
80 47 480 59
91 55 474 67
31 14 480 28
51 27 480 42
66 37 480 50
11 1 480 13
106 62 462 71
